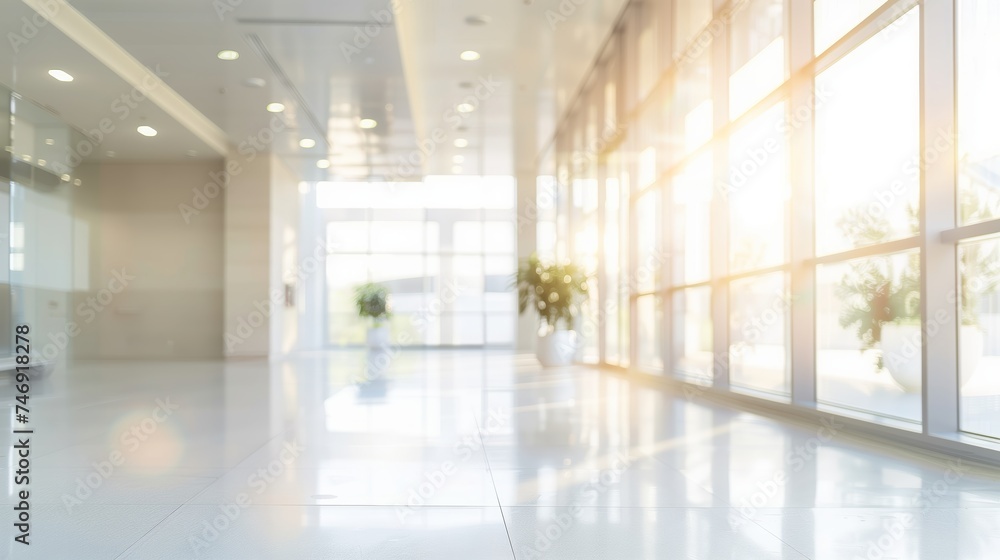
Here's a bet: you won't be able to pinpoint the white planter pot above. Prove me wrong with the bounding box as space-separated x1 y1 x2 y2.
537 330 577 367
880 323 985 392
366 325 391 349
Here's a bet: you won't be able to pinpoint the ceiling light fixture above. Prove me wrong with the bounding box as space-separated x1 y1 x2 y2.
459 50 481 61
48 69 74 82
457 103 475 113
217 50 240 61
137 125 158 137
464 15 491 26
266 102 285 113
360 118 377 129
453 138 469 148
106 151 116 158
44 138 55 146
316 159 331 169
186 150 199 157
299 139 316 148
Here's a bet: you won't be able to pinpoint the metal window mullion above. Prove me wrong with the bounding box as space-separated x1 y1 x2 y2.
920 0 959 435
597 157 609 365
711 0 731 390
788 0 817 406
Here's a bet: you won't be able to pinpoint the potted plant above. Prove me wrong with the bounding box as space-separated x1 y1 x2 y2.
515 254 590 367
354 282 392 349
837 197 1000 392
957 188 1000 383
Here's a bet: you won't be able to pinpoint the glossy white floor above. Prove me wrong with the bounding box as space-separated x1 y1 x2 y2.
3 350 1000 559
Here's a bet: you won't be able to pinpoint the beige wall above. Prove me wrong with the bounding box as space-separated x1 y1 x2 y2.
223 155 271 358
223 153 301 359
269 156 300 358
73 160 225 359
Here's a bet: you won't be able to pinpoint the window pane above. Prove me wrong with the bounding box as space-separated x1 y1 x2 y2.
957 0 1000 225
730 272 789 397
370 221 424 253
814 0 888 55
959 236 1000 438
453 222 483 253
370 255 424 289
816 251 922 423
327 222 368 253
445 314 484 345
483 176 516 209
486 314 515 345
637 5 658 99
326 255 369 312
814 7 919 256
730 0 786 119
673 154 713 285
673 287 713 382
451 255 484 293
637 295 663 371
636 189 662 293
674 0 713 55
728 103 790 272
484 222 515 254
671 47 713 159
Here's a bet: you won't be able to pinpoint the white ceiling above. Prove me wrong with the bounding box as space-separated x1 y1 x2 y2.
0 0 627 181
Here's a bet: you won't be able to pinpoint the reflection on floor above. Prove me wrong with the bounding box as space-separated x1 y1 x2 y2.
2 350 1000 559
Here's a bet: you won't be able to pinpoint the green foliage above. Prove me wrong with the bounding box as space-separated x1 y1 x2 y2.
515 254 590 331
354 282 391 325
837 190 1000 368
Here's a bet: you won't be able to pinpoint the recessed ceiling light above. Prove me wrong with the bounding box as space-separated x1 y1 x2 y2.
453 138 469 148
106 151 116 157
316 159 331 169
299 139 316 148
243 77 267 88
266 102 285 113
460 50 481 61
137 125 158 137
73 179 82 187
48 69 74 82
217 50 240 61
385 103 394 111
464 15 491 26
186 150 198 157
360 118 377 129
20 155 31 162
457 103 475 113
60 173 71 182
453 155 465 164
37 159 46 166
44 138 55 146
